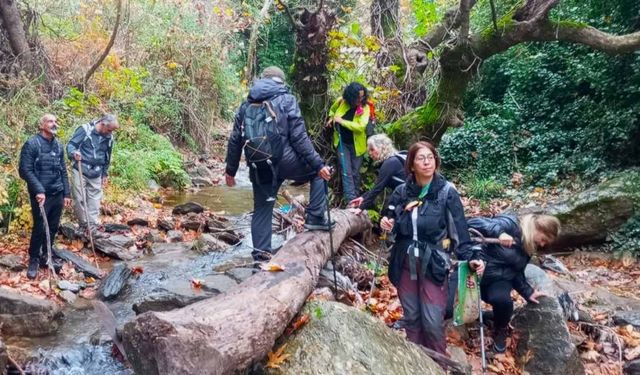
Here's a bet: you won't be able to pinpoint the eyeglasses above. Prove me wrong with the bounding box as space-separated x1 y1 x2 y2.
415 155 435 163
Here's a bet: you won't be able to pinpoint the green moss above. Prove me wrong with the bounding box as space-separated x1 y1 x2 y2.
554 19 589 29
480 15 516 40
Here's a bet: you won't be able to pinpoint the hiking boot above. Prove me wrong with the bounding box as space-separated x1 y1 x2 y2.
304 214 336 231
493 327 508 353
39 254 64 273
252 250 272 263
26 259 39 280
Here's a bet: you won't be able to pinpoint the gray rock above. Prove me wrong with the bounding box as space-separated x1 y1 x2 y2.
172 201 204 215
0 288 62 336
200 274 238 294
191 177 213 187
613 311 640 328
157 218 175 231
99 264 132 300
52 247 102 279
58 223 81 240
57 280 81 293
215 231 242 245
0 254 25 271
145 229 164 243
95 235 139 260
525 264 578 321
127 218 149 227
195 165 214 179
59 290 77 304
226 268 255 283
511 296 584 375
167 230 184 243
448 345 471 375
132 288 210 314
270 301 444 375
624 359 640 375
103 223 132 233
520 176 635 249
152 242 192 255
198 233 229 252
181 219 204 231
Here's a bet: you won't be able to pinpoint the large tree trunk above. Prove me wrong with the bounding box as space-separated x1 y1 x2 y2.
0 0 34 71
121 210 370 375
245 0 274 82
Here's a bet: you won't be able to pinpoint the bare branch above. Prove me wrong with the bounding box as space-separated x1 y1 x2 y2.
83 0 123 89
458 0 473 45
277 0 303 30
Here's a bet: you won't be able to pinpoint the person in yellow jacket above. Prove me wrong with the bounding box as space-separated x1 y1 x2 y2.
327 82 370 202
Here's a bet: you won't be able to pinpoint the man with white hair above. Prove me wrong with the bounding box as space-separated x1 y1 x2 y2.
66 114 119 236
18 114 72 279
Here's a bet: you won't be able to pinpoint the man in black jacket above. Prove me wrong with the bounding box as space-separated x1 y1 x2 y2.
225 66 332 262
18 114 72 279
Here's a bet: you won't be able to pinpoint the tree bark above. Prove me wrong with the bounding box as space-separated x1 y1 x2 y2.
0 0 33 70
370 0 399 40
245 0 274 82
121 210 371 375
83 0 123 90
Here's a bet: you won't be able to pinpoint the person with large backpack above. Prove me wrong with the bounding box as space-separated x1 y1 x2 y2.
18 114 72 279
348 134 407 211
379 141 484 356
66 114 119 237
225 66 333 262
327 82 371 203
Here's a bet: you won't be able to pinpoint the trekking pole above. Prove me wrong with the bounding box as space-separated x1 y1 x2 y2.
77 159 101 271
38 203 57 294
477 271 487 374
324 180 339 300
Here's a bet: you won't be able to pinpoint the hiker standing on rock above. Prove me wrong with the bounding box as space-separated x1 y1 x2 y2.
348 134 407 211
380 141 484 356
66 114 119 238
18 114 72 280
467 214 559 352
225 66 333 262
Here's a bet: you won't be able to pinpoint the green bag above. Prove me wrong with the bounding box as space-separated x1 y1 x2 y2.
453 261 481 326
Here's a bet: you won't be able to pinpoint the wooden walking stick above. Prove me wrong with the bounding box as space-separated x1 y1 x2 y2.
77 159 101 271
38 203 58 294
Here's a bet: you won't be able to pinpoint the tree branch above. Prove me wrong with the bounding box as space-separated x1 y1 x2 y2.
533 21 640 55
514 0 560 23
314 0 324 16
458 0 473 45
83 0 123 90
277 0 303 30
245 0 274 82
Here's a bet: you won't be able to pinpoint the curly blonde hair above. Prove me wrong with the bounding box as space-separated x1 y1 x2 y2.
367 134 398 162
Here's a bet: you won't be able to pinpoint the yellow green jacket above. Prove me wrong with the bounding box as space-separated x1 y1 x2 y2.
329 98 370 157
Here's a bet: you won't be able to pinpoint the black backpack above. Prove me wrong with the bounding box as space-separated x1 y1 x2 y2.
241 101 283 200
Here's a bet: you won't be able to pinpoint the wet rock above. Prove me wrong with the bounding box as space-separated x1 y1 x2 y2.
191 177 213 187
157 218 175 232
181 218 204 231
53 247 102 279
103 223 132 233
613 311 640 329
59 290 77 304
167 230 184 243
152 242 192 255
206 218 227 231
127 218 149 227
625 359 640 375
511 296 584 375
99 264 132 300
0 254 25 272
94 235 139 260
196 233 229 253
0 288 62 336
132 289 209 314
58 223 81 240
226 268 255 283
57 280 81 293
172 202 204 215
525 265 578 321
145 229 164 243
520 176 635 249
89 329 113 346
200 274 238 294
270 301 444 375
216 231 242 245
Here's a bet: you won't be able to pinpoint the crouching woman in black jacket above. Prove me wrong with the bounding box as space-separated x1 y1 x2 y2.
467 214 560 352
380 141 484 355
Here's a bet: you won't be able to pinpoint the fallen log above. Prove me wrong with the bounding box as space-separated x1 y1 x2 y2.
121 209 370 375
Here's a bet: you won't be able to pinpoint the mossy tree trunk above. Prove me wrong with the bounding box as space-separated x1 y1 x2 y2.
0 0 35 74
388 0 640 147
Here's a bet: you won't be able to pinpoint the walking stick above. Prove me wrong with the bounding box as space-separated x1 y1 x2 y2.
477 271 487 374
324 180 339 299
38 203 57 294
77 159 101 271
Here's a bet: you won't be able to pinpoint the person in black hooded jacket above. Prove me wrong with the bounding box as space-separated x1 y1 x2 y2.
18 114 72 279
467 213 560 352
225 66 332 262
380 141 484 356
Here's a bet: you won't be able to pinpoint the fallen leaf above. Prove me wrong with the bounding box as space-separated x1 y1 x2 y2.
266 344 290 369
626 345 640 361
191 278 204 289
580 349 600 362
132 266 144 276
260 263 286 272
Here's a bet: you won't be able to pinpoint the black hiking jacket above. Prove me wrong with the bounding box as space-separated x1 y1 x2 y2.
467 215 534 300
18 134 71 197
225 78 324 181
359 153 407 210
385 173 479 286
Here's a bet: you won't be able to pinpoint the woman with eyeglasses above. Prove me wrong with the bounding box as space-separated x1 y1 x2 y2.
380 141 484 356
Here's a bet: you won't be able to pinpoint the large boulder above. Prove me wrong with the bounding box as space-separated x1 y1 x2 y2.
520 177 635 249
0 288 63 336
94 235 139 260
99 263 132 300
269 301 444 375
511 295 584 375
172 202 204 215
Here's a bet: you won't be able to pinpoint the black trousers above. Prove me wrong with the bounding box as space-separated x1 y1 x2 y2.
480 278 514 330
28 191 64 261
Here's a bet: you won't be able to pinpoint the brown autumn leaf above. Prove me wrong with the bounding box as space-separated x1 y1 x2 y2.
260 263 286 272
191 278 204 289
580 349 600 362
266 344 290 369
131 266 144 276
626 345 640 361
